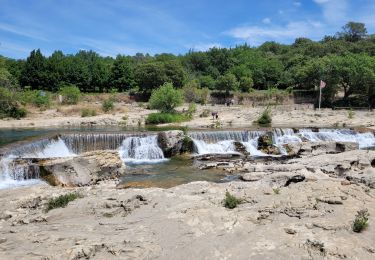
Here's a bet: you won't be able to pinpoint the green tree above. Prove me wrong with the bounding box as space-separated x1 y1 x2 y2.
20 49 48 89
148 82 183 113
110 55 134 91
337 22 368 42
135 62 168 92
216 73 239 93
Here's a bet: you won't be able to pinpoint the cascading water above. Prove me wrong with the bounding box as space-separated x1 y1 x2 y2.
118 135 167 164
61 133 140 154
189 128 375 156
0 137 75 189
299 129 375 149
272 128 302 155
189 130 266 156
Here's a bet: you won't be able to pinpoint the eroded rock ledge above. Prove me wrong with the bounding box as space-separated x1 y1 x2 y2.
38 150 125 187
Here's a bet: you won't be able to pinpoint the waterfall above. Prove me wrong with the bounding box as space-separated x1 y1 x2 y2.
0 137 75 189
273 128 302 155
118 135 166 164
189 128 375 156
192 139 237 155
0 155 42 189
299 129 375 149
61 133 141 153
190 130 266 156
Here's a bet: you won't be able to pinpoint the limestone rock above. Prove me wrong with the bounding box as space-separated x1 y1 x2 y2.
288 141 359 157
157 130 185 157
39 150 125 187
258 134 280 155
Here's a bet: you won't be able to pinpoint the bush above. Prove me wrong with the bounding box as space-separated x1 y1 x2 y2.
145 112 190 124
199 109 211 118
353 209 369 233
102 99 114 112
149 83 183 113
19 90 50 108
46 193 80 212
60 85 81 105
0 87 27 119
186 103 196 118
348 108 355 119
256 107 272 126
183 83 209 105
81 108 97 117
223 191 242 209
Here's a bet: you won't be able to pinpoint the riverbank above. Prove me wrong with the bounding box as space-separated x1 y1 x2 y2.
1 148 375 259
1 103 374 130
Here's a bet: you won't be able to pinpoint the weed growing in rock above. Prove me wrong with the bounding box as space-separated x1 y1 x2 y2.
46 193 80 212
352 209 369 233
348 108 355 119
223 191 242 209
256 107 272 126
273 188 280 194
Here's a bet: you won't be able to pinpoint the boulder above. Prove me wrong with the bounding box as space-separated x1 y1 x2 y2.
234 141 249 156
287 141 359 157
39 150 125 187
157 130 185 157
257 134 280 155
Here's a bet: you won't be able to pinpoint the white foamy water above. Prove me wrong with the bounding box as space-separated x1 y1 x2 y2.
118 135 167 164
22 138 75 158
0 155 42 189
299 129 375 149
192 139 238 155
0 138 75 190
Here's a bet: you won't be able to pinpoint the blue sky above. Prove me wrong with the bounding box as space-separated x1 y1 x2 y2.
0 0 374 58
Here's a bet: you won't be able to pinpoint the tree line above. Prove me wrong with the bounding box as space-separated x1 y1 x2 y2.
0 22 374 107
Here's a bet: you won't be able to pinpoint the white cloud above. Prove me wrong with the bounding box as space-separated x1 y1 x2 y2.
226 21 325 46
313 0 348 24
293 2 302 7
0 22 48 41
262 18 271 24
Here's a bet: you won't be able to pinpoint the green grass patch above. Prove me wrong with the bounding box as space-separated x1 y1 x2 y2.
46 193 80 212
145 112 191 124
353 209 369 233
223 191 242 209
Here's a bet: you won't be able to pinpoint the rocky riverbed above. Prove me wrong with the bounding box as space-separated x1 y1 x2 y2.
0 140 375 259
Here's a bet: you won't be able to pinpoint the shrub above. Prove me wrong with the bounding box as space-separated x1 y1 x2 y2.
352 209 369 233
223 191 242 209
183 83 209 105
81 108 97 117
199 109 211 118
145 112 190 124
19 90 50 108
256 107 272 126
348 108 355 119
273 188 281 194
102 99 114 112
0 87 27 119
186 103 196 118
46 193 80 212
60 85 81 105
149 83 183 113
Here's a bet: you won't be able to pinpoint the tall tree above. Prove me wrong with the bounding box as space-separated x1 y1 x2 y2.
337 22 368 42
110 55 135 91
20 49 48 89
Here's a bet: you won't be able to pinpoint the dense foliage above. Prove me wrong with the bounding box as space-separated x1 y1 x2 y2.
0 22 374 108
0 87 27 119
148 83 183 113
